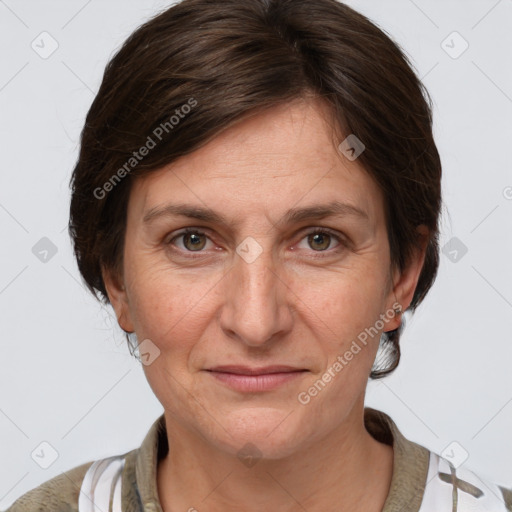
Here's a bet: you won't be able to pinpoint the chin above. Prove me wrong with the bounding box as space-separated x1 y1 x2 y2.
207 406 313 461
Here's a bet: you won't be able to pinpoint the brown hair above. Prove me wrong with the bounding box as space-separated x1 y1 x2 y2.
68 0 442 378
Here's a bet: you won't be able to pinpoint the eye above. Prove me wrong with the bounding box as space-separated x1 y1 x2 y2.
297 228 344 252
166 227 346 257
168 228 212 252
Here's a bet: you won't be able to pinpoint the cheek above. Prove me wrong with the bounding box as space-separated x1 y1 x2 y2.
294 266 389 340
293 275 387 406
126 262 217 350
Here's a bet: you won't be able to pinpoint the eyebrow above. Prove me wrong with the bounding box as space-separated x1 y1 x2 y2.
142 200 369 228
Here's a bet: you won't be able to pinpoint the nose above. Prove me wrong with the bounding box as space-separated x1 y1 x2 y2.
218 241 293 348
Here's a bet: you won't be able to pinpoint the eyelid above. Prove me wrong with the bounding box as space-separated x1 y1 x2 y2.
167 227 210 241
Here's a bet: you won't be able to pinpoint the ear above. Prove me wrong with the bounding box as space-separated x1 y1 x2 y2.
384 225 429 332
101 264 135 334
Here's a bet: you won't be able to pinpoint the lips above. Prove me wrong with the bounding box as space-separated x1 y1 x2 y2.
207 365 305 375
205 365 308 392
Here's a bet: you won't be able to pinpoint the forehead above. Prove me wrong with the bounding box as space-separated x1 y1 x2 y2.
129 97 384 225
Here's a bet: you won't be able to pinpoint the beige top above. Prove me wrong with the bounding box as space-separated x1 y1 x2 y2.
5 407 512 511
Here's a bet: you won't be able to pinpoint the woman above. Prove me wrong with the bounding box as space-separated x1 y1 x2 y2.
6 0 511 511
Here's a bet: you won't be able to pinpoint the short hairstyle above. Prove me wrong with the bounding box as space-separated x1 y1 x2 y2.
68 0 442 378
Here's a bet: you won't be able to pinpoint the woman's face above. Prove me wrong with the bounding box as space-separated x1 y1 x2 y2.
105 97 423 459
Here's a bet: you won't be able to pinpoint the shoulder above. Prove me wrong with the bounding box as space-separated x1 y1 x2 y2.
4 414 166 512
364 407 512 511
4 460 94 512
420 451 512 511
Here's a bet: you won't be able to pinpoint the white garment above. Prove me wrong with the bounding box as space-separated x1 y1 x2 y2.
78 455 125 512
77 451 509 511
419 452 510 511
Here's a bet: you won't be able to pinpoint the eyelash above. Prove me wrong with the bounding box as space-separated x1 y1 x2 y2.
166 227 347 258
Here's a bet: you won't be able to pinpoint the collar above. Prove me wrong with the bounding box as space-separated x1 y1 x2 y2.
364 407 430 512
122 407 430 511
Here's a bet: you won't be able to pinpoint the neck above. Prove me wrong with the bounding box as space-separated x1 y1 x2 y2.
157 401 393 512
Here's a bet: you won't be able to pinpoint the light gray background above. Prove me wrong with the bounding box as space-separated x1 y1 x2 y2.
1 0 511 508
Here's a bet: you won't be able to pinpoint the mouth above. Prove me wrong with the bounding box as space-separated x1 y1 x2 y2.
205 365 308 392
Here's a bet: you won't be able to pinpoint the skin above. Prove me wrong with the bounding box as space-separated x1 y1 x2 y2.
103 96 428 511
